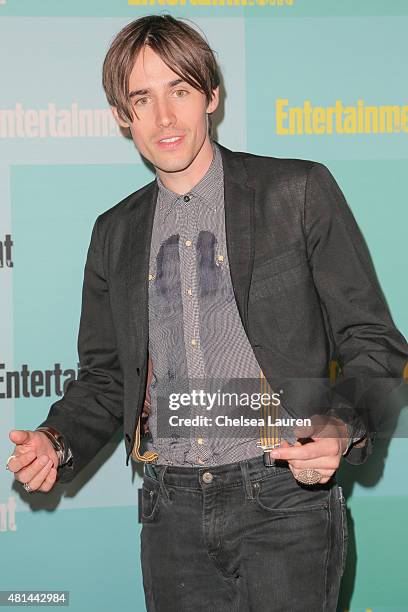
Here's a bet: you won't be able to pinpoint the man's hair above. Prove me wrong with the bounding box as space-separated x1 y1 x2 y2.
102 14 220 127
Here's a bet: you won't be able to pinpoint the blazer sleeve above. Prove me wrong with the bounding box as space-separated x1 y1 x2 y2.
304 162 408 465
36 216 124 483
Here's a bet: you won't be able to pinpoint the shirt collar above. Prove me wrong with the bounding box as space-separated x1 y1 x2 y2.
155 140 223 222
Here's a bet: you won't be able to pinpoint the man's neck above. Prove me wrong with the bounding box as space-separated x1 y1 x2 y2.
156 137 215 195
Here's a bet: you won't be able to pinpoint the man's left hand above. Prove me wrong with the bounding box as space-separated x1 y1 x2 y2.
268 415 349 484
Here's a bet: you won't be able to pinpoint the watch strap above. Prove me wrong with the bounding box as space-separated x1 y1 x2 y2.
35 426 72 467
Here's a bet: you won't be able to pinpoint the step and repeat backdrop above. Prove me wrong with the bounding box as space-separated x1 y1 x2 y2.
1 1 407 611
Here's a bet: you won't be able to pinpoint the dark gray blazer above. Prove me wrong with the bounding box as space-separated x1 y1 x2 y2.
38 141 408 483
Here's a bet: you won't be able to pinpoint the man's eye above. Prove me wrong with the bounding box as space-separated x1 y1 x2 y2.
174 90 188 97
135 97 149 106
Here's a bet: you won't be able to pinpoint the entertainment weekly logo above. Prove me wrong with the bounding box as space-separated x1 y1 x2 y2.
0 103 121 139
276 98 408 135
0 234 13 268
0 363 80 399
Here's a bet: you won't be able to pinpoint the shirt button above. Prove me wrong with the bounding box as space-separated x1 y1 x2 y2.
191 339 197 346
183 195 191 203
202 471 213 483
217 255 224 262
148 274 155 281
187 288 192 295
185 239 192 247
197 437 204 445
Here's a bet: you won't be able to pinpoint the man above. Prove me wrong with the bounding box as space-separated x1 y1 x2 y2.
6 15 408 612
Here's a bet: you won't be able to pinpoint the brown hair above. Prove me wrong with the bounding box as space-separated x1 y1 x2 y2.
102 14 220 126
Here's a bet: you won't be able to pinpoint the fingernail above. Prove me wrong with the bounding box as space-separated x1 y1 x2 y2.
270 450 280 458
39 455 49 465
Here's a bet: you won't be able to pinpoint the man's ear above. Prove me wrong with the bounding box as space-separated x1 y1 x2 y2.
111 106 130 129
206 86 220 114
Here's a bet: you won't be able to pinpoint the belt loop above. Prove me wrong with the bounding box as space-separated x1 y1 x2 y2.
240 460 254 500
157 465 170 503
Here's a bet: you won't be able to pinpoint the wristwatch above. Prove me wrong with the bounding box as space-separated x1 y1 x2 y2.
35 426 73 467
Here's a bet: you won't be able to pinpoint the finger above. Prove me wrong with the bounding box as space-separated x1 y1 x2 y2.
9 429 31 445
270 438 334 461
24 459 54 492
286 464 333 481
287 456 340 471
266 439 299 461
7 451 37 473
288 463 336 478
15 455 53 484
287 465 329 480
291 467 334 484
38 467 58 493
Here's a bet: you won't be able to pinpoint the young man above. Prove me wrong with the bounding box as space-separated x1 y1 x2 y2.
7 15 408 612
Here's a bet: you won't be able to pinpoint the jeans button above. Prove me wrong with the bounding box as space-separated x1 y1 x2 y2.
202 471 213 484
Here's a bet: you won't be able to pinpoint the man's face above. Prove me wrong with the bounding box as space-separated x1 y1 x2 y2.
112 45 219 178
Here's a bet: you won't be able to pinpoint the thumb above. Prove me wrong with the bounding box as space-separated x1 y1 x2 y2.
9 429 32 445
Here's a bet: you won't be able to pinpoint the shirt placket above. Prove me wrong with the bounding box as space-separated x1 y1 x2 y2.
177 194 215 464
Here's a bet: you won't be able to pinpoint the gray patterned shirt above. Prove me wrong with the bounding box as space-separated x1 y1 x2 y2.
146 141 291 466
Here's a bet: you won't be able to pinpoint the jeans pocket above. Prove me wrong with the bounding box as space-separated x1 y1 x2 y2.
141 475 161 523
339 486 349 575
253 471 330 514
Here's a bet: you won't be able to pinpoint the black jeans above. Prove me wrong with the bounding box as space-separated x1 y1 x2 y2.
140 455 347 612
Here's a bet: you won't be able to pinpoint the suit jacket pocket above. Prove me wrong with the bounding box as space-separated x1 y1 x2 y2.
252 246 304 281
250 247 309 304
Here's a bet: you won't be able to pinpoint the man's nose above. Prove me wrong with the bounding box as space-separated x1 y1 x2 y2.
155 98 176 128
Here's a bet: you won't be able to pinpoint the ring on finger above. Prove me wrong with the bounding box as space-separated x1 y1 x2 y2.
5 455 16 471
6 455 16 471
296 468 322 485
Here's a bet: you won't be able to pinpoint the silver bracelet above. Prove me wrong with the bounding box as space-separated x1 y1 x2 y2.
35 427 65 466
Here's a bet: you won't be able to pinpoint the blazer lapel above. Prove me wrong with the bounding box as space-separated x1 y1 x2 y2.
126 179 158 363
216 141 255 335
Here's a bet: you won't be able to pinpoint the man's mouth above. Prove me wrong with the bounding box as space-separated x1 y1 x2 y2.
157 135 185 149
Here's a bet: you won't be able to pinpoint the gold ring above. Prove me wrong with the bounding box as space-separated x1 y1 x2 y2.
296 469 322 485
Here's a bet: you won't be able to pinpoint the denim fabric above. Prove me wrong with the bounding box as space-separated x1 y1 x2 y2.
140 456 347 611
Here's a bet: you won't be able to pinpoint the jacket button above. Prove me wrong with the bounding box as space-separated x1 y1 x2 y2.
136 368 140 376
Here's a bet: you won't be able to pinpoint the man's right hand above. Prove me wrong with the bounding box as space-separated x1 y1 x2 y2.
6 430 59 493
